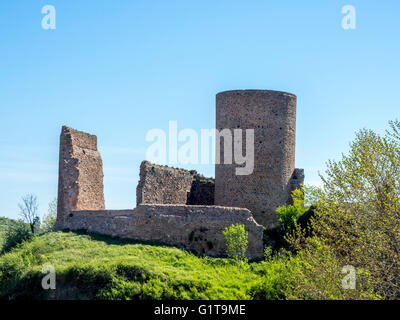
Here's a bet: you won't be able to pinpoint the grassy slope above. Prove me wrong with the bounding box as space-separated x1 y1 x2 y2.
0 231 292 300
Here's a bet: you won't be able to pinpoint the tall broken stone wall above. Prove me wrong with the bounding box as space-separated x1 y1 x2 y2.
56 126 105 229
136 161 193 205
136 161 215 206
62 204 264 259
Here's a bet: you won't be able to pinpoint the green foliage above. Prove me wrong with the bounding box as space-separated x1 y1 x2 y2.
303 184 321 208
41 198 57 233
291 188 306 210
275 186 321 243
223 224 248 261
0 228 384 300
249 249 298 300
387 119 400 142
3 120 399 300
296 206 315 234
276 205 304 235
0 232 268 300
289 124 400 299
1 221 33 254
285 237 379 300
276 189 307 236
0 217 22 249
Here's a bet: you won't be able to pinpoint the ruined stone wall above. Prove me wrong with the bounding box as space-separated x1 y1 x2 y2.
62 204 264 259
136 161 215 206
187 172 215 205
56 126 105 229
136 161 193 205
215 90 297 228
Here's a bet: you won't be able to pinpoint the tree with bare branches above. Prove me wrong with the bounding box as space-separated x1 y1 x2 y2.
18 194 40 234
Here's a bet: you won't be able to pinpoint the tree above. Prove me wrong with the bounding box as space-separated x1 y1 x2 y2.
18 194 40 234
289 123 400 299
387 119 400 142
41 198 57 233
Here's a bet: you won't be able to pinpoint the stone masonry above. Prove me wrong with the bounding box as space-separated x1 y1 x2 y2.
215 90 298 228
56 88 304 258
56 126 105 229
136 160 215 206
187 172 215 205
136 161 193 205
56 127 263 258
63 204 264 259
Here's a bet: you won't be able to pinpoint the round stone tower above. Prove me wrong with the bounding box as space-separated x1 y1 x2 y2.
215 90 297 227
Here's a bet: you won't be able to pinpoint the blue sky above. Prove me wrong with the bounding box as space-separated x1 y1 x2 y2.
1 0 399 219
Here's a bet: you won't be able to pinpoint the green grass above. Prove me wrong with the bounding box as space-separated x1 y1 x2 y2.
0 231 295 300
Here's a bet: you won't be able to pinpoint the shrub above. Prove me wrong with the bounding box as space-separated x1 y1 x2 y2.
223 224 248 261
41 212 56 233
1 222 33 254
289 123 400 299
296 206 315 235
41 198 57 233
249 248 301 300
276 188 312 236
286 237 379 300
276 205 303 235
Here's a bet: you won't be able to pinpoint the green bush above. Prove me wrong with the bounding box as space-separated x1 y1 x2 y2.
249 249 297 299
1 222 33 254
223 224 248 261
285 238 379 300
276 188 310 236
288 122 400 299
276 205 303 235
39 198 57 234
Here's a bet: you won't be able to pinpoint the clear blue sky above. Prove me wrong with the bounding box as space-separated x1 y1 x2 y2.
1 0 399 219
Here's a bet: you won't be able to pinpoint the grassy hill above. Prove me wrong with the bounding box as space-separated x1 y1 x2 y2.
0 231 293 300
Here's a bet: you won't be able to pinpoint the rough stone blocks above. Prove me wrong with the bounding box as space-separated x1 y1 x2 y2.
136 161 215 205
187 172 215 205
215 90 297 228
136 161 193 205
56 126 105 229
63 204 264 259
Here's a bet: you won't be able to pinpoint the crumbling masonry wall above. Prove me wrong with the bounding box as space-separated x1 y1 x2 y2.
55 85 304 257
56 126 105 229
187 172 215 205
136 161 193 205
136 161 215 206
63 204 264 259
56 127 262 257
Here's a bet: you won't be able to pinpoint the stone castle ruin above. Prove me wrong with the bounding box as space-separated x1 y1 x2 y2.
56 90 304 259
215 90 303 226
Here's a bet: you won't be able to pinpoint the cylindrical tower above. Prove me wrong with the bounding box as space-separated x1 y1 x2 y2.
215 90 297 227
